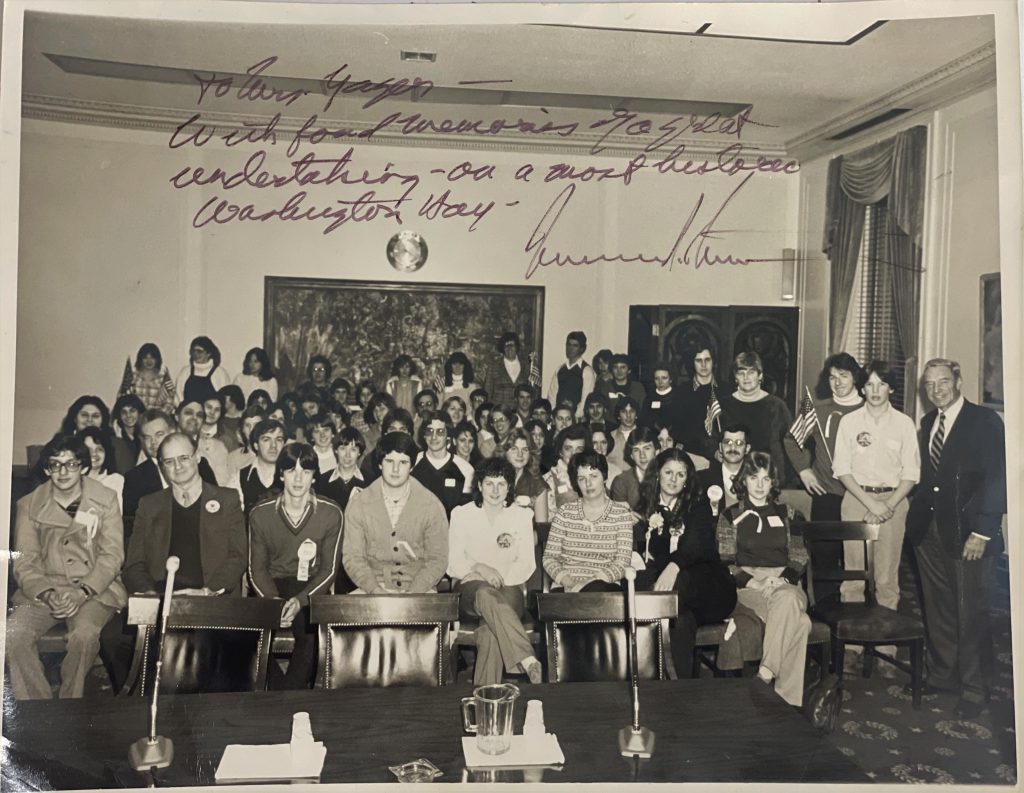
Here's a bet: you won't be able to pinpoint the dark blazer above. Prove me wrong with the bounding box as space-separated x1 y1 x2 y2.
697 462 726 514
122 457 216 544
123 481 247 595
906 400 1006 556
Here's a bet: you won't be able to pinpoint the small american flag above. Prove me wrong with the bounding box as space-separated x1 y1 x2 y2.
117 357 133 399
789 389 820 448
704 385 722 436
433 368 446 395
160 368 177 406
528 352 541 388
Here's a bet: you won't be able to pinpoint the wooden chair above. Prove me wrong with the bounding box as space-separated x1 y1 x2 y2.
123 595 281 695
310 593 459 689
801 521 926 708
535 591 677 683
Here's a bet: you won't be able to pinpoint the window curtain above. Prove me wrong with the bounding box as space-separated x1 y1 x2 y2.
822 125 928 362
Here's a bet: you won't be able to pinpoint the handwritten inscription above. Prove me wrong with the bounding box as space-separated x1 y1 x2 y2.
169 56 800 274
523 173 786 280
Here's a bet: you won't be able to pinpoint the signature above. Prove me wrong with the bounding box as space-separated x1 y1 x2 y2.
523 172 785 279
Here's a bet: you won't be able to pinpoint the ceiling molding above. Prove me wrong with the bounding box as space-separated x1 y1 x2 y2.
21 93 791 161
787 43 995 160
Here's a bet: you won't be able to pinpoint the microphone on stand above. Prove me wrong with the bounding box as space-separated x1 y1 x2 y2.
129 556 179 771
619 567 655 758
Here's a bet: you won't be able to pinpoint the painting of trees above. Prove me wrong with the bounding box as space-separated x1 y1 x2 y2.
265 278 545 392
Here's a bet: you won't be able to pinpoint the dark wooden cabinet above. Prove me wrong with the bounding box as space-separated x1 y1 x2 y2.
628 305 800 413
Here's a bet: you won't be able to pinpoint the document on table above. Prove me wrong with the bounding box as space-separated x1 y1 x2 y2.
462 734 565 768
214 741 326 783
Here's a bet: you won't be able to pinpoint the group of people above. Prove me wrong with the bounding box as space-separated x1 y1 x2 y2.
7 331 1006 718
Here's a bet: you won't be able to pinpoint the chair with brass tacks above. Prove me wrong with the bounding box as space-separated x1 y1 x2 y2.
123 594 281 695
535 591 677 683
310 593 459 688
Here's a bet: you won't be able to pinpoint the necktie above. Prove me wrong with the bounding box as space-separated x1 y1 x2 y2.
929 412 946 471
181 491 191 507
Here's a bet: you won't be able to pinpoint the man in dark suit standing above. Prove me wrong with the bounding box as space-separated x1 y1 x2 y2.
907 358 1006 718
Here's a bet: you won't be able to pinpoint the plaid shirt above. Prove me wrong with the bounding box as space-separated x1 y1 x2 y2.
131 370 175 412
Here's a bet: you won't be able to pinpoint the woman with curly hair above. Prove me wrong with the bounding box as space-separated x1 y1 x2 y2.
384 354 422 414
635 448 736 677
720 451 811 706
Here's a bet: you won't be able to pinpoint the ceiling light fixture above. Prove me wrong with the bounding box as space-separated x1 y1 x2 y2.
401 51 437 63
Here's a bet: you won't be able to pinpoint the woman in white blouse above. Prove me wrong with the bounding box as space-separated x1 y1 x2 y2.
448 457 542 685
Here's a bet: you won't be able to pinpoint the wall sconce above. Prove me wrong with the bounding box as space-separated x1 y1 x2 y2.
781 248 796 300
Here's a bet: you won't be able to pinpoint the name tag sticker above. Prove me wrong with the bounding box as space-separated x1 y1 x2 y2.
444 477 457 488
73 509 99 540
296 539 317 582
651 401 661 409
515 495 532 508
557 485 569 494
767 515 785 528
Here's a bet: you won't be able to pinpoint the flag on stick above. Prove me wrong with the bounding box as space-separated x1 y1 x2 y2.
117 357 133 399
161 368 177 407
789 386 823 449
433 368 446 396
704 385 722 436
528 352 541 389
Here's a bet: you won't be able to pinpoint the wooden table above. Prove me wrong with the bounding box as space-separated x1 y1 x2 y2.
2 679 867 787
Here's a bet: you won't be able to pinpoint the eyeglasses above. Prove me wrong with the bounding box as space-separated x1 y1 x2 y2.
721 439 747 448
160 454 194 468
311 365 327 372
424 427 448 436
45 460 82 474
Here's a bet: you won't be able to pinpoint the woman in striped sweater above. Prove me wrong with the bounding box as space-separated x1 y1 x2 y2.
543 450 633 592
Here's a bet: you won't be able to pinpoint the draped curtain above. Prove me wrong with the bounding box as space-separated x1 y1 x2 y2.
822 126 928 370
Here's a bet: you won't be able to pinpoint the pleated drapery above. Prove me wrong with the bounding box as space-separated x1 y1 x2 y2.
822 125 928 359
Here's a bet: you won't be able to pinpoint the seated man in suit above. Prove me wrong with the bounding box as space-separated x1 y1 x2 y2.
697 421 750 517
122 409 216 546
124 432 247 596
102 432 247 691
7 435 126 699
907 358 1007 718
343 432 448 594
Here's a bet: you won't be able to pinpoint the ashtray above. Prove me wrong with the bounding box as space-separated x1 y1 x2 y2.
388 758 443 783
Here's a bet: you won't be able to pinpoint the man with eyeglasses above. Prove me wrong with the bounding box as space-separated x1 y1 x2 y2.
8 436 126 699
122 409 217 546
103 433 247 693
697 422 751 516
412 412 474 519
906 358 1007 719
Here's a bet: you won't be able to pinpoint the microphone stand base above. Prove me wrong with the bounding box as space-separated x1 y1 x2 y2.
618 726 655 758
129 736 174 771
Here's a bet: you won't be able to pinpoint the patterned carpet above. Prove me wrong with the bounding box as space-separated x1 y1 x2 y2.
805 549 1017 785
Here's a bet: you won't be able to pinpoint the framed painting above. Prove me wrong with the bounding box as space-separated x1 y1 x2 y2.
980 272 1003 409
264 277 545 394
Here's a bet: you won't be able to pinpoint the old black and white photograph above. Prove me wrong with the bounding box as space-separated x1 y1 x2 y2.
0 0 1020 788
